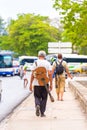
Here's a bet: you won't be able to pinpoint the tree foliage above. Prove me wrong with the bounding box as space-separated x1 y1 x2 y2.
0 17 5 35
53 0 87 54
0 13 60 56
0 16 8 50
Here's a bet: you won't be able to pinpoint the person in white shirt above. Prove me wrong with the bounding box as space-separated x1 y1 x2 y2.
29 50 52 117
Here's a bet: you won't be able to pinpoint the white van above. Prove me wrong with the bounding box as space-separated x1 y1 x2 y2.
19 56 38 71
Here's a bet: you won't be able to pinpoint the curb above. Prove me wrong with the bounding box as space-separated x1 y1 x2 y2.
0 92 32 122
68 81 87 114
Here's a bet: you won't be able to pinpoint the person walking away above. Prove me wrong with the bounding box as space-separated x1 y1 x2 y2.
50 57 57 78
29 50 53 117
52 53 72 101
18 65 24 79
23 67 28 88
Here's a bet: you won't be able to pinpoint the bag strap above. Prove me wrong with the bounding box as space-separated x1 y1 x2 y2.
55 60 62 67
35 61 37 66
58 60 63 64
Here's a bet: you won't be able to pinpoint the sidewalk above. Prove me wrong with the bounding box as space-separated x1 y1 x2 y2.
0 80 87 130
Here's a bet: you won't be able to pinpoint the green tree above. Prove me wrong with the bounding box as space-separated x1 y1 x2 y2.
53 0 87 54
1 13 60 56
0 16 6 35
0 16 8 50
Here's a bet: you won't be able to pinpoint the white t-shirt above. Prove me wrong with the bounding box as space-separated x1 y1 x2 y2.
32 59 52 86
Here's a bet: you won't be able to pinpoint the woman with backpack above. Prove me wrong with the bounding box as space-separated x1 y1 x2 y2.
52 53 72 101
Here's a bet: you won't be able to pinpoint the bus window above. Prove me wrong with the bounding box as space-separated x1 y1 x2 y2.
0 52 14 76
64 58 87 63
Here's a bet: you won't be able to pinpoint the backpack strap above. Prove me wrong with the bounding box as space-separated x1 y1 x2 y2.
55 61 58 88
58 60 63 64
55 60 62 68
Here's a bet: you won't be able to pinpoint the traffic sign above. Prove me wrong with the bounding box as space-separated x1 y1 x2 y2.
48 42 72 48
48 48 72 54
48 42 72 54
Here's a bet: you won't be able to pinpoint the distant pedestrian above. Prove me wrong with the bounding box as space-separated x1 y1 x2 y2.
18 65 24 79
52 53 72 101
50 57 57 78
23 67 28 88
29 50 52 117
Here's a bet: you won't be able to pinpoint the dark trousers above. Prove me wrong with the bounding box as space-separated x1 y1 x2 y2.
34 86 48 114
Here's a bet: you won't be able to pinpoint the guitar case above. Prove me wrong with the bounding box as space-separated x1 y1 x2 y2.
33 67 49 86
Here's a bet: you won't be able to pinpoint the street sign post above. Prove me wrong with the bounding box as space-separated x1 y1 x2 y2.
48 42 72 54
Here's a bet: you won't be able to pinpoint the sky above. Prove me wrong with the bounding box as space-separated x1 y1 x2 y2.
0 0 59 21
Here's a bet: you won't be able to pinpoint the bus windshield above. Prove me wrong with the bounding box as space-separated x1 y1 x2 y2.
0 55 12 68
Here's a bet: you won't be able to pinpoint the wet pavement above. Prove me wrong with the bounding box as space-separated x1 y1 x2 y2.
0 79 87 130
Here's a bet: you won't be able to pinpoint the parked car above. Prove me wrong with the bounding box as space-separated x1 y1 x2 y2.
0 80 2 102
73 63 87 74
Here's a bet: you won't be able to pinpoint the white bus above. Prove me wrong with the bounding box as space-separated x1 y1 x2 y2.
0 51 14 76
63 54 87 73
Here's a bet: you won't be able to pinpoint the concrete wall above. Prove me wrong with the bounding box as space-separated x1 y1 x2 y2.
68 81 87 114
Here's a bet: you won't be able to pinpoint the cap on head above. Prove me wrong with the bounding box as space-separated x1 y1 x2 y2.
58 53 62 59
38 50 46 57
